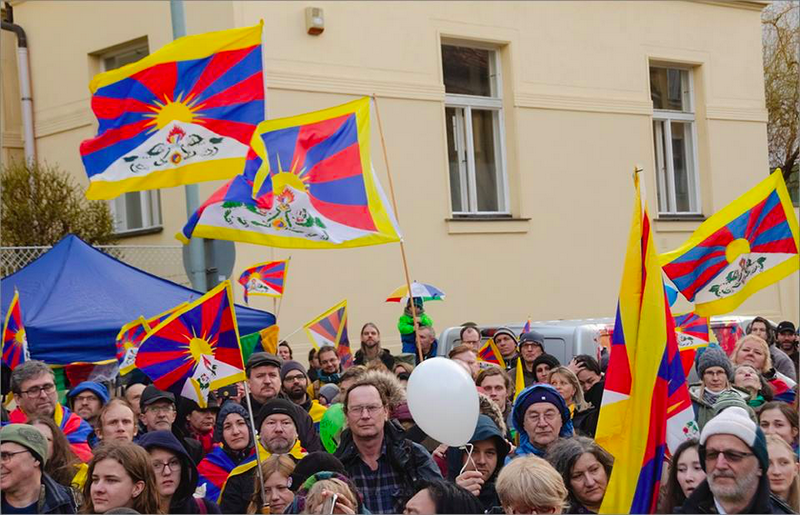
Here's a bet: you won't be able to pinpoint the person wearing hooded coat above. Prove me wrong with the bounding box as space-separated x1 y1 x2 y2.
507 384 573 460
138 430 222 514
446 415 510 513
196 402 255 505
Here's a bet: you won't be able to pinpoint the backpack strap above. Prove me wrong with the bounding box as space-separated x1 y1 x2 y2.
195 497 208 514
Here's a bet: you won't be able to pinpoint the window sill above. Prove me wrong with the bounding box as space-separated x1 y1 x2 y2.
653 216 705 233
446 217 531 234
113 226 164 239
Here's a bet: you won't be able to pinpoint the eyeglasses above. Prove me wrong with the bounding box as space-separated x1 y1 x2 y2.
525 410 559 424
284 374 306 383
20 383 55 397
703 370 727 377
152 458 181 473
145 405 175 415
348 404 384 416
74 393 99 403
705 449 753 463
0 450 29 463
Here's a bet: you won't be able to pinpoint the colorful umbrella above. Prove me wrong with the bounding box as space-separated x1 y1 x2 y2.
386 282 445 303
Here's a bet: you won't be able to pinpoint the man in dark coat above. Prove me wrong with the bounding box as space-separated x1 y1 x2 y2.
677 407 793 514
447 415 510 513
334 378 441 514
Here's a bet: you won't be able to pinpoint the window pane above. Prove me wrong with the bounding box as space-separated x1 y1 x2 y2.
471 109 500 212
446 107 465 212
124 192 144 229
671 121 694 212
653 120 670 213
442 45 492 97
650 67 685 111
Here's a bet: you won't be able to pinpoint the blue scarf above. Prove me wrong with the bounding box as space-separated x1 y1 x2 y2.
318 371 341 383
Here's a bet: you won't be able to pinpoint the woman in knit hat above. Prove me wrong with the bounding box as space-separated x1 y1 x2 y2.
507 384 573 460
688 346 748 431
196 402 254 503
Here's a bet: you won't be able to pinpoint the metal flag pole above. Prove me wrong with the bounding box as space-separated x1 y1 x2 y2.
169 0 207 292
372 95 424 364
242 380 270 512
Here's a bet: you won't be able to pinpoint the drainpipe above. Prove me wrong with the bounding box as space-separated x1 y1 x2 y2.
2 13 36 164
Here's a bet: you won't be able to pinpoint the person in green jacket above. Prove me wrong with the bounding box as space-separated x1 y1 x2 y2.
398 297 433 354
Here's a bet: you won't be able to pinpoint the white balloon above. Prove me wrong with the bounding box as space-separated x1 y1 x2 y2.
406 357 479 447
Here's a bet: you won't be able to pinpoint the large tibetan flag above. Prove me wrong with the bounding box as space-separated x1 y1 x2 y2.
116 316 151 375
178 97 402 249
477 338 506 369
80 23 264 200
238 259 289 304
135 281 246 407
660 170 799 316
304 300 352 368
2 290 29 370
595 173 697 514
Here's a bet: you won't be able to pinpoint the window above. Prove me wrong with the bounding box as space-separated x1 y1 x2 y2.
443 44 508 215
101 42 163 234
650 66 700 215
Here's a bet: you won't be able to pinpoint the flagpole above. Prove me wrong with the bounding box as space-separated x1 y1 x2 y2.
242 381 269 512
372 95 424 364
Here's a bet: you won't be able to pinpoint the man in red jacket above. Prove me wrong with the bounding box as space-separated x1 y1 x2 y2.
8 360 93 462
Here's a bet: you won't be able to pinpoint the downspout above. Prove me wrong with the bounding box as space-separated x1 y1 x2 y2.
2 12 36 164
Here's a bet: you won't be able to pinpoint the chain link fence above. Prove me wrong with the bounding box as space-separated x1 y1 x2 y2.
1 244 191 286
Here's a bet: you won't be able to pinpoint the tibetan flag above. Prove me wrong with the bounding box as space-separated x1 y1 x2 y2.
477 338 506 369
239 325 279 363
514 357 525 401
135 281 246 407
673 312 710 378
80 23 264 200
304 299 352 368
115 316 151 376
596 173 697 514
660 170 799 316
238 259 289 304
178 97 403 249
522 318 531 333
2 290 29 370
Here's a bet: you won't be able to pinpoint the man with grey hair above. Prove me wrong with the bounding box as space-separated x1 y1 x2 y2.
415 325 438 364
8 360 93 462
677 406 793 514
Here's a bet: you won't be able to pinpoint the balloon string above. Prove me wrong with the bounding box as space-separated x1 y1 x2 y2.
459 443 475 476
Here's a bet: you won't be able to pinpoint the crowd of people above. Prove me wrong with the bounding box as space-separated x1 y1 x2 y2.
0 316 798 514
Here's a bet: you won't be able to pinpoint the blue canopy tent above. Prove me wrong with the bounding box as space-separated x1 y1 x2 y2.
1 234 274 365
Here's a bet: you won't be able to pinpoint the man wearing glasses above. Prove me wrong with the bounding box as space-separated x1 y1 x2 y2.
7 360 93 462
679 406 793 514
0 424 77 514
138 385 203 465
280 360 327 431
335 378 442 514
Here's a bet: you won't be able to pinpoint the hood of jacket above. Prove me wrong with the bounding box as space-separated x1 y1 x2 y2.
137 430 198 504
445 415 509 481
213 401 254 452
66 381 110 405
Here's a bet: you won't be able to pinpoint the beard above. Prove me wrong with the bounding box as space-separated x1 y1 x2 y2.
287 385 306 401
708 468 760 503
265 436 293 454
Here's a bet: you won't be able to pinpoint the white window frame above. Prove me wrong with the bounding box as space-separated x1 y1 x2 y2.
651 65 701 216
444 43 510 216
100 42 163 234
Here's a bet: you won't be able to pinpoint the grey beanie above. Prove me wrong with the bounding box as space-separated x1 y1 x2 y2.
697 346 732 380
319 383 340 405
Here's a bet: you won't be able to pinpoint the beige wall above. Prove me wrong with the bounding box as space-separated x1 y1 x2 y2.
3 1 796 359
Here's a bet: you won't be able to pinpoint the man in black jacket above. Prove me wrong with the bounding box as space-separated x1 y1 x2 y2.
678 406 793 514
353 322 395 370
449 415 510 513
245 352 321 452
334 378 441 514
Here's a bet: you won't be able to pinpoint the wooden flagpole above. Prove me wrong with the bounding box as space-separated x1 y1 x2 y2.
242 381 269 512
372 95 424 364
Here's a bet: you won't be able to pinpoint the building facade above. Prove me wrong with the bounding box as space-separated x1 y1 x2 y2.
2 1 797 356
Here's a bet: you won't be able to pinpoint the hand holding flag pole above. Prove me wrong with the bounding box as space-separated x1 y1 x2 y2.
373 94 424 364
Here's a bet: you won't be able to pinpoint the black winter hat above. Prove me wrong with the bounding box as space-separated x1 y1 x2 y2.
255 398 301 432
289 452 347 492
